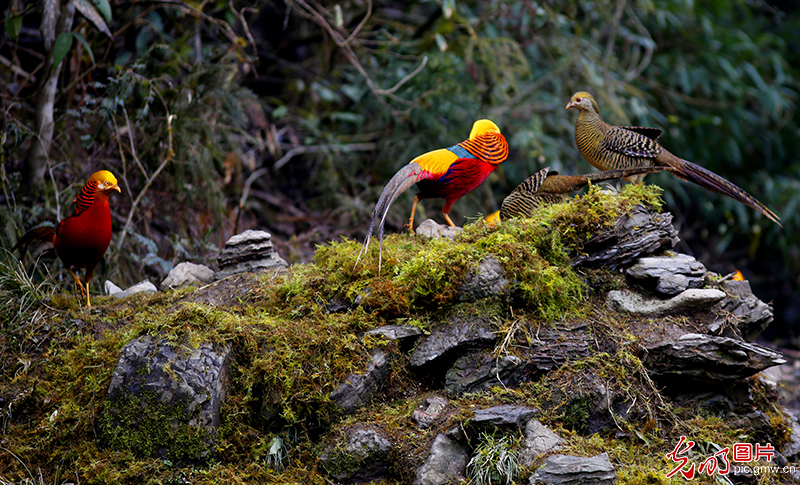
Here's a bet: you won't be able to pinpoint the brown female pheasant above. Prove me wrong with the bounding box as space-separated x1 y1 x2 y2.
566 92 780 224
499 166 672 220
13 170 121 307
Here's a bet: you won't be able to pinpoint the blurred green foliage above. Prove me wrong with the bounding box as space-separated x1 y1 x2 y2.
1 0 798 330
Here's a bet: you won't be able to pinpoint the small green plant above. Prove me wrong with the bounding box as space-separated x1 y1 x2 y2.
466 433 520 485
263 435 289 471
0 250 52 328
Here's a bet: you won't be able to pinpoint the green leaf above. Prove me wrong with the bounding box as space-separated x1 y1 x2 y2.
74 0 112 37
5 15 22 40
91 0 112 22
53 32 74 68
71 32 96 65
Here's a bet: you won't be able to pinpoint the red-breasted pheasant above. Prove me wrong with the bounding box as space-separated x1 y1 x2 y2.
13 170 121 307
357 119 509 270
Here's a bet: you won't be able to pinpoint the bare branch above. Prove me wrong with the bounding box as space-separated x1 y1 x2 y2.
273 142 377 169
289 0 427 110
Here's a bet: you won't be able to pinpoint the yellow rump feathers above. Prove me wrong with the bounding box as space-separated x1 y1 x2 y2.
409 148 459 178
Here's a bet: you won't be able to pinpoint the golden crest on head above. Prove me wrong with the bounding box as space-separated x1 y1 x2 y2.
87 170 121 192
469 119 501 139
566 91 600 113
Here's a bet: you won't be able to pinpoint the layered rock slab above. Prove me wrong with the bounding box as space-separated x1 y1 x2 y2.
99 335 230 461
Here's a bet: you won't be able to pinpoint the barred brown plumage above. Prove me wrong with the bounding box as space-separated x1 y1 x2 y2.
499 166 672 220
566 91 781 225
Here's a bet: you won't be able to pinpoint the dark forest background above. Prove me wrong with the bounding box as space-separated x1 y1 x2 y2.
1 0 798 346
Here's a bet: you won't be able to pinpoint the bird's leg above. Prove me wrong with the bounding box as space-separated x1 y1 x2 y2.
68 269 91 308
441 200 456 227
405 195 420 234
68 269 83 297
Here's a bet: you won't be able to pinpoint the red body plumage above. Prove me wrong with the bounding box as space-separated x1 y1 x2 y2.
416 156 500 214
13 170 121 307
356 120 509 271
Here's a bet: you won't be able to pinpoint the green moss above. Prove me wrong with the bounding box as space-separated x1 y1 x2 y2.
98 390 210 461
0 184 786 485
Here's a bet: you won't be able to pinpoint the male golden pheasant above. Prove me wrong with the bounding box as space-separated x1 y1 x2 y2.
13 170 121 307
357 119 509 270
566 91 780 224
498 166 673 220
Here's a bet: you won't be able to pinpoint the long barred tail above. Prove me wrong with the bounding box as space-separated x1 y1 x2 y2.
665 155 781 225
578 166 674 185
354 162 422 272
11 226 57 263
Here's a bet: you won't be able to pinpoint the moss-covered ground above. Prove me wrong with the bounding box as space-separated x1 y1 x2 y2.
0 184 794 484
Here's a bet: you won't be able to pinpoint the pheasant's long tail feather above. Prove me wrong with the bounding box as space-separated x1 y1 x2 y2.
581 166 674 184
354 163 422 270
12 226 57 254
664 155 781 225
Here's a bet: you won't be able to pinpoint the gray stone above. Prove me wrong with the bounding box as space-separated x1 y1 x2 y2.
730 411 772 435
626 253 706 295
523 320 594 372
412 395 449 428
713 280 774 341
413 433 469 485
161 262 215 290
782 411 800 462
655 273 692 295
99 335 230 461
330 349 390 414
112 280 158 298
458 256 508 301
409 320 495 368
572 205 679 269
445 353 527 395
757 366 782 393
606 288 726 316
642 333 787 382
105 280 122 295
531 452 616 484
472 405 538 427
216 230 288 278
416 219 463 240
320 426 392 483
544 371 633 436
366 324 422 342
520 420 565 467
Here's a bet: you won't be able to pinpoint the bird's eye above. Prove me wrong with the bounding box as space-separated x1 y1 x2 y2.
576 97 582 102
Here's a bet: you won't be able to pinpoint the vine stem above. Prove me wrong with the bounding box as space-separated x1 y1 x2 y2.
113 114 175 256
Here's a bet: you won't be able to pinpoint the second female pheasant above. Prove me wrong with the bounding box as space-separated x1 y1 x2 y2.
13 170 121 307
566 92 780 224
498 166 672 221
357 119 509 270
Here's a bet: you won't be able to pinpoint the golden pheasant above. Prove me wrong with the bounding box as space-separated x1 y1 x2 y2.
566 92 780 224
499 166 673 220
357 119 509 270
13 170 121 307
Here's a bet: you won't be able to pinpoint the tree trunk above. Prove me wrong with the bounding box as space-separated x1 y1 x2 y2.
23 0 75 188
